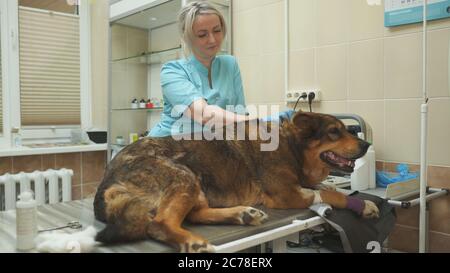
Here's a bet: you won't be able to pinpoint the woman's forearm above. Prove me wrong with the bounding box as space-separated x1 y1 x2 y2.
185 99 248 126
203 105 248 126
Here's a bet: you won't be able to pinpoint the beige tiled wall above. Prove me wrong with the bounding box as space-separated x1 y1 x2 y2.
233 0 450 252
0 152 107 201
233 0 450 166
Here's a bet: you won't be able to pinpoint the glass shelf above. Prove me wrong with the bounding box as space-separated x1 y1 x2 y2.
112 107 163 111
111 47 230 65
111 46 182 65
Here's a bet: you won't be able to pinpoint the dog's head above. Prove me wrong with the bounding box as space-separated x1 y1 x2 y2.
290 111 370 185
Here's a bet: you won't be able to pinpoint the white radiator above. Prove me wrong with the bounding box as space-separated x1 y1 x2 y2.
0 169 73 211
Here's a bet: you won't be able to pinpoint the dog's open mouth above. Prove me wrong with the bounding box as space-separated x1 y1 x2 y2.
320 151 356 173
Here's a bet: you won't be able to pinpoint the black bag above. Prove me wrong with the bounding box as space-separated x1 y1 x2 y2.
313 191 397 253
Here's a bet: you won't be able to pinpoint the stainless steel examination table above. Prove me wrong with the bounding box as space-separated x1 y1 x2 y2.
0 198 325 253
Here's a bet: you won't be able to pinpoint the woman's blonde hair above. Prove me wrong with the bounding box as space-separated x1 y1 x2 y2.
178 1 227 57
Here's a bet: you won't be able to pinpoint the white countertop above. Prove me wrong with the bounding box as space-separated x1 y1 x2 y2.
0 143 107 157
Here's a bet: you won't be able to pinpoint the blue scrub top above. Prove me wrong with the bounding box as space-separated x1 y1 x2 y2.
149 54 246 137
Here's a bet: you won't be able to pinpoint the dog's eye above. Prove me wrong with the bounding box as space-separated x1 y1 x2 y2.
329 128 340 135
328 127 341 139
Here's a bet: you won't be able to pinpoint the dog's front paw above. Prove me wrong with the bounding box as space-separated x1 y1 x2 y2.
362 200 379 219
240 207 268 226
180 239 215 253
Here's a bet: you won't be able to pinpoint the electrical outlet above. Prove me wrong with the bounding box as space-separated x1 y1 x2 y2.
286 91 294 102
306 89 321 102
285 91 297 103
285 89 321 103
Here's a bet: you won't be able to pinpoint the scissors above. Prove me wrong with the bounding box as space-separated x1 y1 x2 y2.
38 221 83 233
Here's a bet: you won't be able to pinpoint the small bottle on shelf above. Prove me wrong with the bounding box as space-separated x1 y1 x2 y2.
12 127 22 147
116 136 125 145
146 99 154 109
139 99 146 109
131 98 138 109
129 133 139 144
153 98 160 108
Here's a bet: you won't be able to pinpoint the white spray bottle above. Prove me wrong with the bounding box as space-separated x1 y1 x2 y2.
351 133 369 191
16 191 37 251
366 145 376 189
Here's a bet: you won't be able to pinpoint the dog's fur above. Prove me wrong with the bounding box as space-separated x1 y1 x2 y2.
93 111 379 252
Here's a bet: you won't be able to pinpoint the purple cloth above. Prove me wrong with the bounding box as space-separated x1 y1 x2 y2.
346 196 365 215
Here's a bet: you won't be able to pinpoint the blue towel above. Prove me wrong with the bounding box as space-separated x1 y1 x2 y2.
376 164 419 188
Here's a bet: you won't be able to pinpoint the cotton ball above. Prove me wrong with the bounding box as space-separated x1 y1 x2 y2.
35 226 98 253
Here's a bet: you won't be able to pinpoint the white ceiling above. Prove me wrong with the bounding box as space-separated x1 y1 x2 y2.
113 0 181 30
110 0 230 30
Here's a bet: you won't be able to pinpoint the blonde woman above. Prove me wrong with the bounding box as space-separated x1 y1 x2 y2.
149 1 248 137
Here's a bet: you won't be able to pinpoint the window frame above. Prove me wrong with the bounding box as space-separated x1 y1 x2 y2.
2 0 91 147
0 0 12 148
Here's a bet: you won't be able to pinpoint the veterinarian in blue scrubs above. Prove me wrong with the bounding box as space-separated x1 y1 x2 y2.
149 1 294 137
149 1 248 137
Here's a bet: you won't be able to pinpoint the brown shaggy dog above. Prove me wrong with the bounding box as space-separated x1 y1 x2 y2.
93 111 379 252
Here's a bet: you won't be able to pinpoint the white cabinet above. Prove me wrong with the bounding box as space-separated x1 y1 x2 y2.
108 0 232 160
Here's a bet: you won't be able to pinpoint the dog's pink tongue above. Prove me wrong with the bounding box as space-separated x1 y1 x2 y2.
328 152 354 168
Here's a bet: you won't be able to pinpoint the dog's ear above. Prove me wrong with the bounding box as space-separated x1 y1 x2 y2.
292 112 321 138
